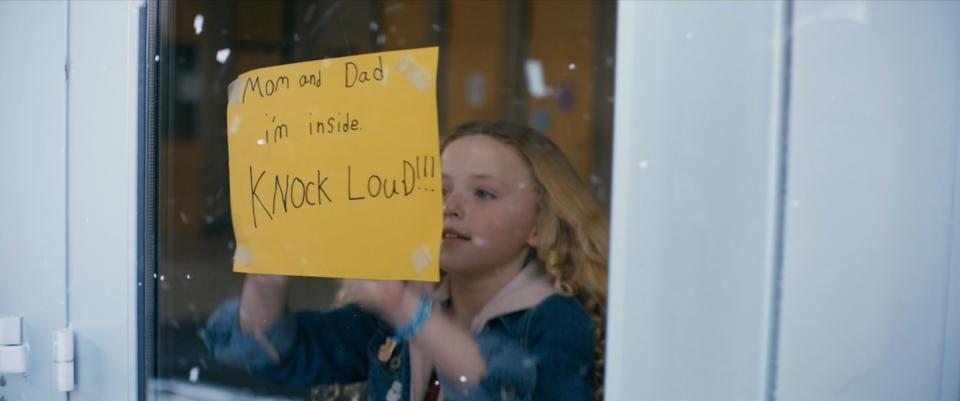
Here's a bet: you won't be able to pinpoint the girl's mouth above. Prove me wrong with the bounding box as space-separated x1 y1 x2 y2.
442 229 470 240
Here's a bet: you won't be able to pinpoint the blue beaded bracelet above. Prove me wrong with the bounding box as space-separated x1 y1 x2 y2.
392 293 433 342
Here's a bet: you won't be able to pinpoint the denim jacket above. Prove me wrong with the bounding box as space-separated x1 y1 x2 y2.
202 264 595 401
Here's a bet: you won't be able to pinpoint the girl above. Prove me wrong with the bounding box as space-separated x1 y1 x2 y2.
204 121 609 401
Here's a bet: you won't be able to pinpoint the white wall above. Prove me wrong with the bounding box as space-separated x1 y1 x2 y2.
607 1 960 400
776 2 960 400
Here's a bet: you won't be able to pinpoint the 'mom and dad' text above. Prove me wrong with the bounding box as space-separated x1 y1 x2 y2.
240 57 385 104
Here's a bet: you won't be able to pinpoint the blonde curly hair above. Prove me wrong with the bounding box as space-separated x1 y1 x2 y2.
441 121 609 401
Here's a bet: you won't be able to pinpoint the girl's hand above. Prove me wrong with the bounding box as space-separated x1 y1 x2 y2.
345 279 488 386
340 279 412 325
246 273 290 288
239 274 291 333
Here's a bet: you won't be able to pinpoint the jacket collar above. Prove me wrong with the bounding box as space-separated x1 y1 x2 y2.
431 259 556 333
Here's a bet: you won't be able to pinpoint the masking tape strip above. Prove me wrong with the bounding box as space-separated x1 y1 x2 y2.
234 244 252 266
411 245 431 273
228 115 242 135
227 77 243 105
396 55 432 92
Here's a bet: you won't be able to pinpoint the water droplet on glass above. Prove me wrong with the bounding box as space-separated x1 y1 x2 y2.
292 33 300 42
369 21 380 31
459 375 467 383
193 14 204 35
376 34 386 45
216 48 231 64
568 63 576 70
188 366 199 382
160 275 165 281
257 138 267 145
465 72 487 108
204 214 214 224
638 160 649 170
153 273 158 279
432 24 441 32
179 211 189 223
186 274 191 280
154 54 160 62
524 59 550 98
791 200 800 208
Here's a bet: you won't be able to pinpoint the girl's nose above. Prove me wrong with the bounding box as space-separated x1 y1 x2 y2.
443 192 464 218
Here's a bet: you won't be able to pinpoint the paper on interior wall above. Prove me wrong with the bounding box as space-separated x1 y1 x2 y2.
226 47 441 282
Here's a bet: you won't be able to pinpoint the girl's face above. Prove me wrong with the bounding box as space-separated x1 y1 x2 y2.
439 134 540 275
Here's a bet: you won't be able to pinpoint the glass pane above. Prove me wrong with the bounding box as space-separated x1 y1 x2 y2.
149 1 615 399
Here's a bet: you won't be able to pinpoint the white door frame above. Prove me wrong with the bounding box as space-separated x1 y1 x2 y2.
65 1 142 400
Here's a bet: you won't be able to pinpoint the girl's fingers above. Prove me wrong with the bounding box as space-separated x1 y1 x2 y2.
248 273 290 286
340 279 407 314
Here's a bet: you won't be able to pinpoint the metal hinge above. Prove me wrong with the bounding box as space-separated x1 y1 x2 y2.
53 328 74 392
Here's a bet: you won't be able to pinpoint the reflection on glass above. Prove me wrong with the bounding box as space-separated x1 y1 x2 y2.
152 1 615 400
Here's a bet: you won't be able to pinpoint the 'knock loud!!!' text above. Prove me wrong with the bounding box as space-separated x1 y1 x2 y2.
248 156 437 228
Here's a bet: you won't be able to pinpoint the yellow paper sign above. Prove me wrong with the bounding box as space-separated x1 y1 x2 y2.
226 47 441 282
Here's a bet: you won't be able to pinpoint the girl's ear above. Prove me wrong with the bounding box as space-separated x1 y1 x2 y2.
526 225 539 247
526 209 545 247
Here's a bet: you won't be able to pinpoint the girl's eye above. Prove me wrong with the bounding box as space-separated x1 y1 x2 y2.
475 189 496 200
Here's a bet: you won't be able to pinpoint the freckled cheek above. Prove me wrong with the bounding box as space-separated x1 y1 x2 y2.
471 237 488 247
486 215 517 232
486 218 533 240
504 204 537 228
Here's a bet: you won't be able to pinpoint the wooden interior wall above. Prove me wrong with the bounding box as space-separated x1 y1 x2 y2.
527 0 597 181
444 1 505 131
378 0 434 50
